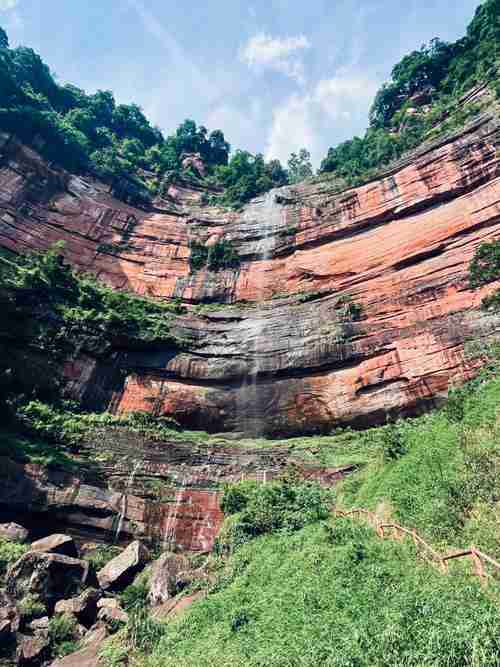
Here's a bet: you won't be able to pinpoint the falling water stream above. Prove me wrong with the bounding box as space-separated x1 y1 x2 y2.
114 458 142 543
239 188 284 436
163 471 190 552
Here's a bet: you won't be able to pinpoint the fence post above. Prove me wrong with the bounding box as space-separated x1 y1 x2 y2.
471 547 486 584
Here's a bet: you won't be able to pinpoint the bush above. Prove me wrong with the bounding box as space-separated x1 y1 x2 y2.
189 240 240 273
0 537 28 579
127 609 167 653
85 545 123 572
48 614 80 658
120 571 150 612
469 240 500 288
18 593 46 620
217 480 332 552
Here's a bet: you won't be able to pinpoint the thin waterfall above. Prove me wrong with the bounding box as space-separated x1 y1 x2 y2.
114 459 141 542
240 188 283 434
163 471 189 552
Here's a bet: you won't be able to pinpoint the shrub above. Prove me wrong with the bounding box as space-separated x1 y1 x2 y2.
18 593 46 620
127 609 167 653
469 240 500 288
0 537 28 578
48 614 80 658
120 571 150 612
217 480 332 552
85 545 123 572
189 240 240 273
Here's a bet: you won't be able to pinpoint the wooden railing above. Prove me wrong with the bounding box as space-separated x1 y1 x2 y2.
334 508 500 585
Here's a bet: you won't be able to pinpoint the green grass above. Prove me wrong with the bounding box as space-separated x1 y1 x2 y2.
338 371 500 553
140 520 499 667
0 430 77 470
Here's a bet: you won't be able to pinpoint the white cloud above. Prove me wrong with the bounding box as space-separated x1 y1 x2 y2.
265 93 320 165
0 0 18 11
265 69 380 168
314 73 379 119
240 33 310 83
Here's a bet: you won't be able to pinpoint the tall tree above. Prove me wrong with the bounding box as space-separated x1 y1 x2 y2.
287 149 313 184
0 26 8 49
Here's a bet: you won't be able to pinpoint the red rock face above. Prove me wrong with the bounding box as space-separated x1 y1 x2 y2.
1 114 500 434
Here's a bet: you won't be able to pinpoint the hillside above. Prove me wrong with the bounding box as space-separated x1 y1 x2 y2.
0 2 499 666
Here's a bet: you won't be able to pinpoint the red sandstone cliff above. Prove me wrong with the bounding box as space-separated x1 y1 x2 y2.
1 113 500 435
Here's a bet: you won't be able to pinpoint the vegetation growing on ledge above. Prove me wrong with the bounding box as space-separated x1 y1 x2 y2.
468 239 500 310
0 245 185 423
189 240 240 273
216 478 332 553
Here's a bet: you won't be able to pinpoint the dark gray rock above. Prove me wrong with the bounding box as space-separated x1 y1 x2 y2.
0 522 29 543
7 552 90 606
96 541 149 592
30 534 78 558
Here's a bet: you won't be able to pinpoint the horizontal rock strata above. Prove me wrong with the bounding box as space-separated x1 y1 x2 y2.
1 114 500 434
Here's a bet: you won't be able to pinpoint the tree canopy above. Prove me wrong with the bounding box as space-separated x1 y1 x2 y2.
321 0 500 184
0 24 294 209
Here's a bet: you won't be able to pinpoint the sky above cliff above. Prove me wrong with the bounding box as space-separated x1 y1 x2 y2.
0 0 481 166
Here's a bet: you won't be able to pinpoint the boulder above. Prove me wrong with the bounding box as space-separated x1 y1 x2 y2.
0 522 29 543
54 589 101 627
30 534 78 558
96 598 120 610
97 604 128 626
7 552 90 606
147 552 192 605
27 616 49 636
96 541 149 592
16 635 50 666
0 590 21 635
48 626 108 667
0 617 11 641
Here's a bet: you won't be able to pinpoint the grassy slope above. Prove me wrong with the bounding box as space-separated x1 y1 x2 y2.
116 368 500 667
142 521 499 667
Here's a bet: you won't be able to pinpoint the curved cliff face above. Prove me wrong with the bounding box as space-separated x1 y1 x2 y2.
1 114 500 434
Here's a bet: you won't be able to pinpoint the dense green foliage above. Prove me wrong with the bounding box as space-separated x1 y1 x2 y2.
217 479 332 552
209 150 289 209
467 239 500 310
0 27 290 208
138 520 499 667
0 245 183 410
189 240 240 272
0 537 28 580
469 239 500 288
320 0 500 184
287 148 313 184
48 613 81 658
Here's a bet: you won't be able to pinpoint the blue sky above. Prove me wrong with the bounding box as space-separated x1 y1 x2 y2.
0 0 481 166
